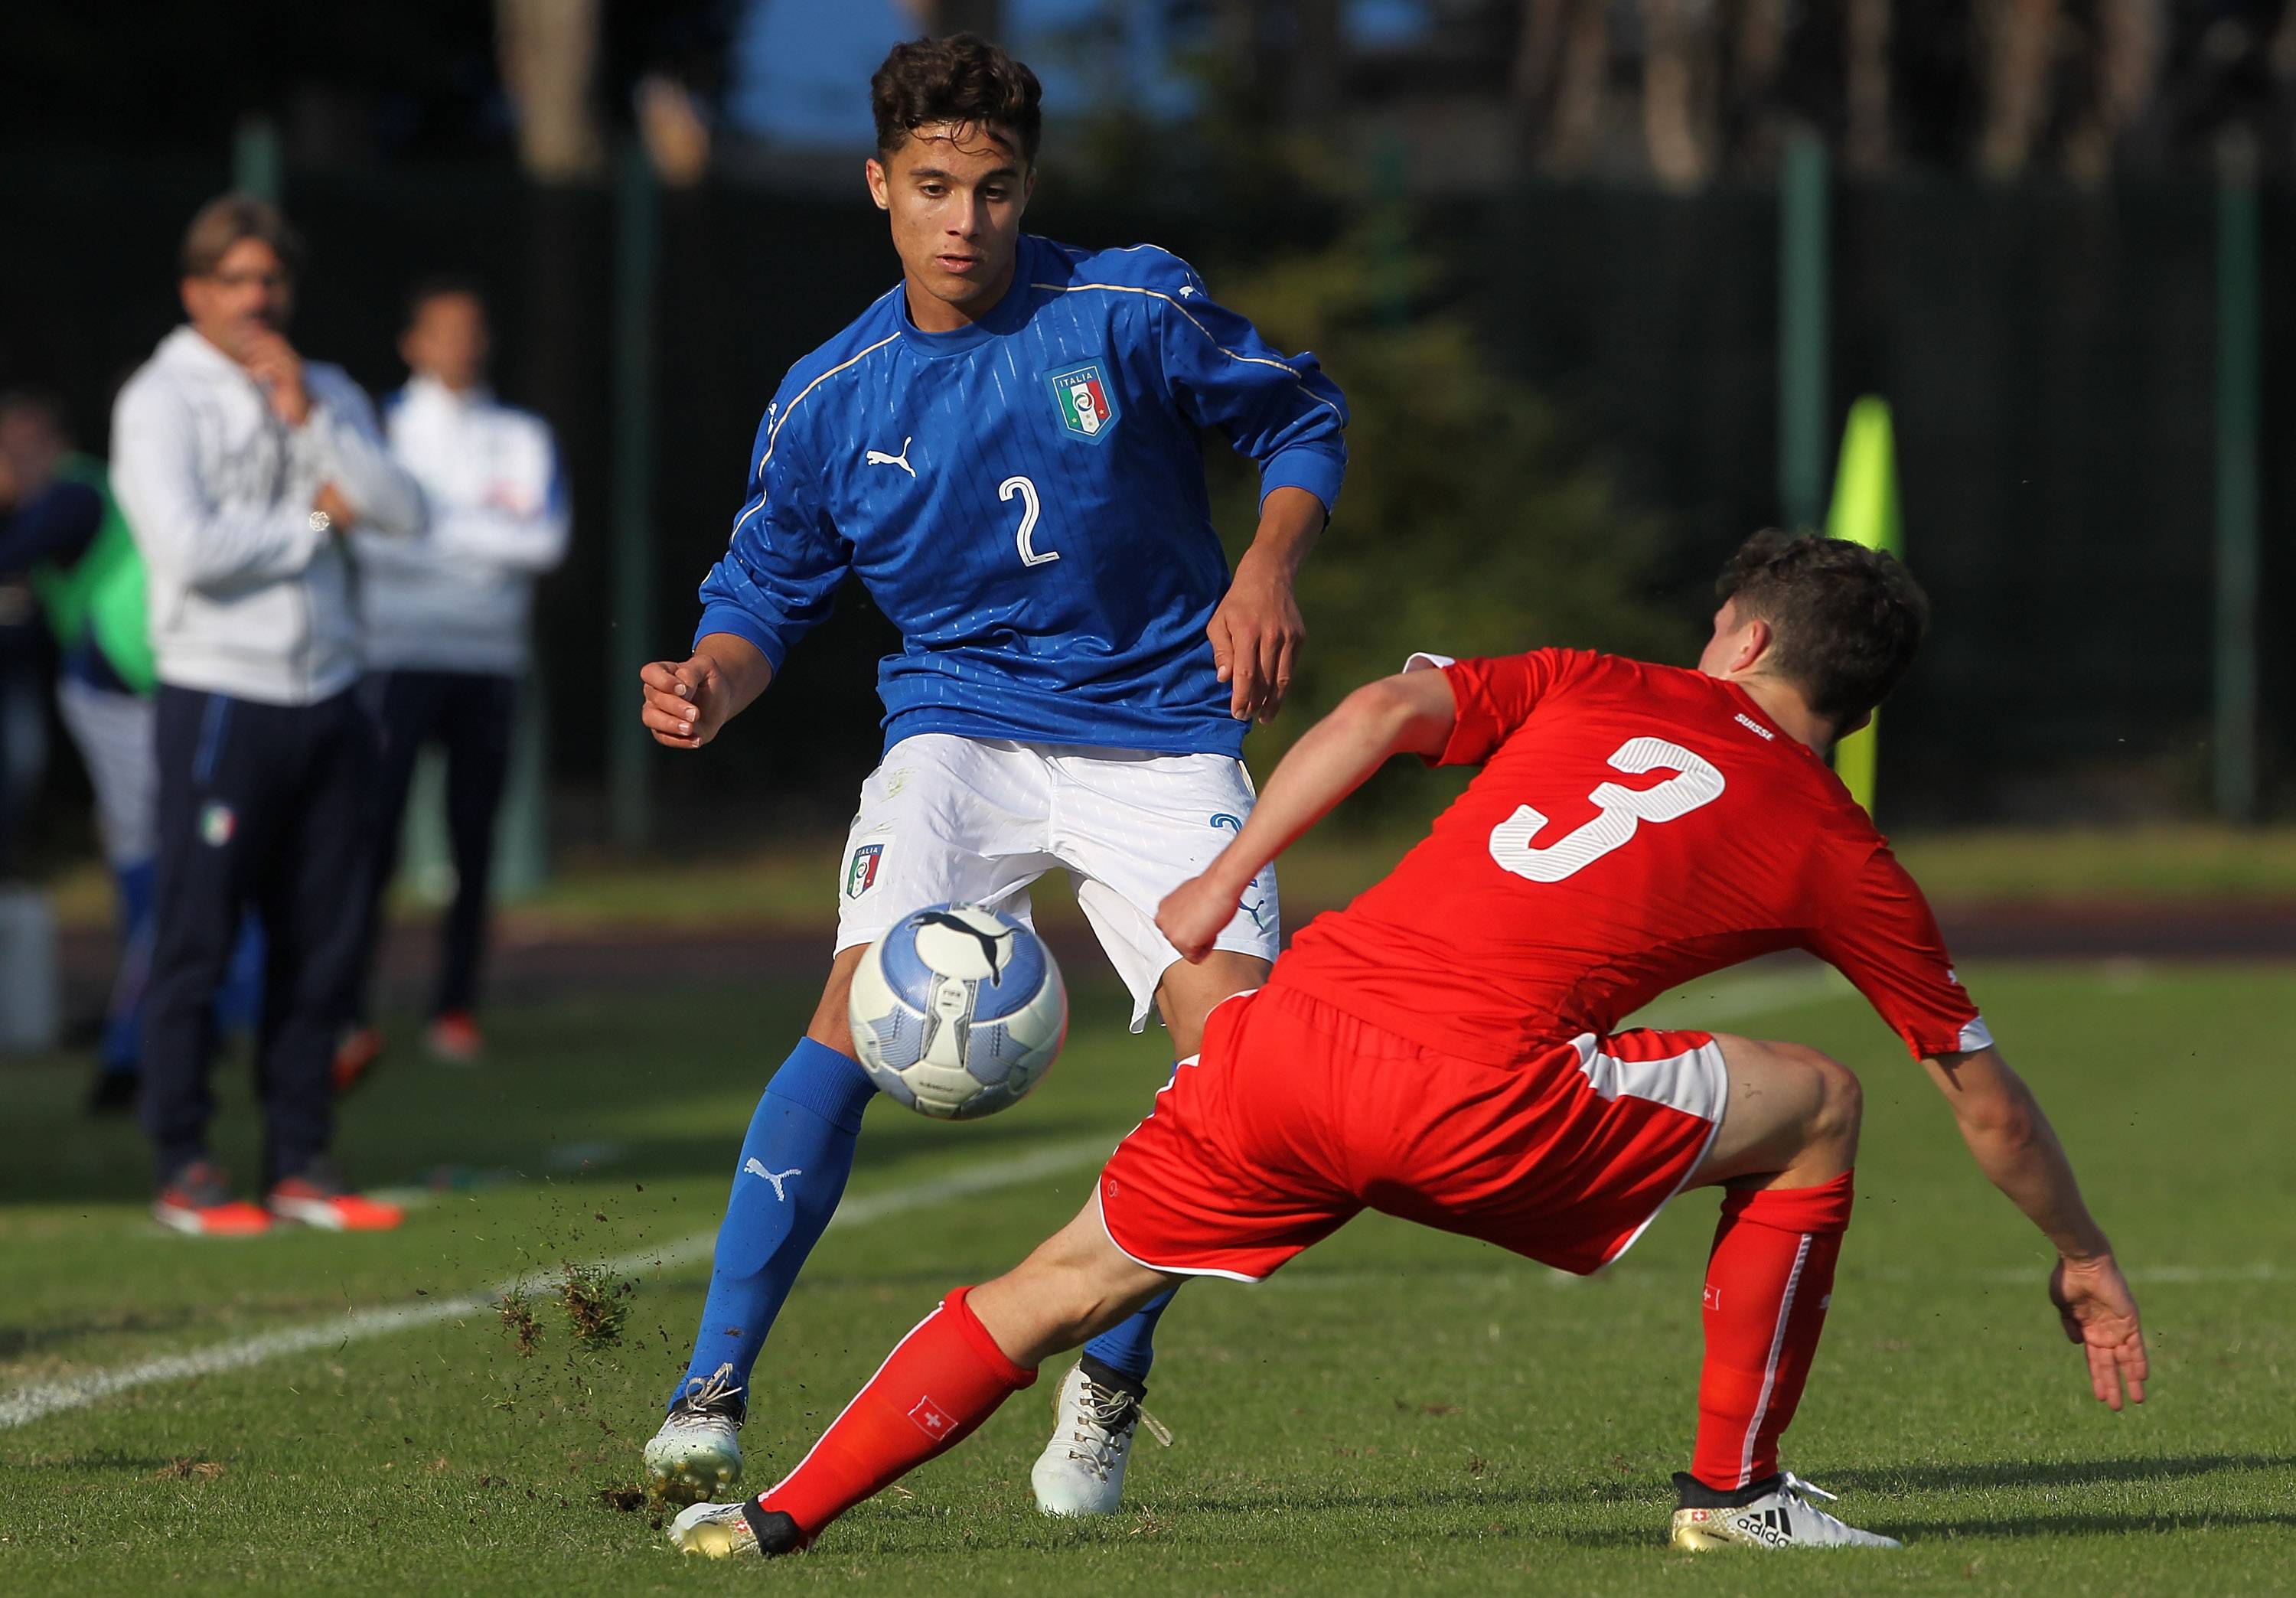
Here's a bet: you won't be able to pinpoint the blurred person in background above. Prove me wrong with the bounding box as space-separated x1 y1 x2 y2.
0 511 46 881
0 390 267 1116
111 194 422 1236
337 276 568 1078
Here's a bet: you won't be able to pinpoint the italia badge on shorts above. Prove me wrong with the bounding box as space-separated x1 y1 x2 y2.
200 801 236 848
846 843 884 899
1045 360 1118 442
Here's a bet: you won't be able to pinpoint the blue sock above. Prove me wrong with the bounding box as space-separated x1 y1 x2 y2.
671 1037 878 1409
1082 1288 1179 1385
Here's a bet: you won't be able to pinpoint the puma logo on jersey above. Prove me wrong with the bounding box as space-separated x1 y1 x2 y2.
743 1159 801 1200
865 438 916 477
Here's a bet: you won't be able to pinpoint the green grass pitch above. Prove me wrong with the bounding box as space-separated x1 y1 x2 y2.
1 960 2290 1594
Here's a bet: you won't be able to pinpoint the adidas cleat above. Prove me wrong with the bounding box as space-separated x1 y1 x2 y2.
646 1364 745 1505
1670 1470 1903 1550
1029 1361 1172 1517
667 1499 806 1558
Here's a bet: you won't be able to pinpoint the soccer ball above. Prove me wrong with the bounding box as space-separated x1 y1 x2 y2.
847 903 1068 1120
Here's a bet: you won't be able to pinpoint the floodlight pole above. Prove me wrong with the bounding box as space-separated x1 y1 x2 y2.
1777 133 1831 532
608 141 660 849
2212 161 2261 825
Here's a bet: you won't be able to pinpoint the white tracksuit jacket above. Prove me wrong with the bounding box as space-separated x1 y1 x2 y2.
112 325 424 706
360 376 569 677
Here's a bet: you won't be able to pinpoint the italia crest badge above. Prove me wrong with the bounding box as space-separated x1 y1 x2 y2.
846 843 884 898
1045 360 1119 442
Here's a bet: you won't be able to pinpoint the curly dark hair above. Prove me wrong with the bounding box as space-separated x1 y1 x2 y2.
870 34 1042 165
1715 529 1930 727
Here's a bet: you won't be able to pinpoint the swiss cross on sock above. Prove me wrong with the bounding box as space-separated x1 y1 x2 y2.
908 1396 954 1439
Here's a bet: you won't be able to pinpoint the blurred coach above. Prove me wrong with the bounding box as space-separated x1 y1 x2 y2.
112 194 421 1236
339 277 567 1074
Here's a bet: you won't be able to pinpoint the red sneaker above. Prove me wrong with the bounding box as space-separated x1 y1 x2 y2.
333 1026 385 1094
154 1162 273 1237
267 1159 406 1231
426 1010 484 1064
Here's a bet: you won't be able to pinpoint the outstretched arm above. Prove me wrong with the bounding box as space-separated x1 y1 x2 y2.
1157 668 1458 960
1923 1045 2148 1410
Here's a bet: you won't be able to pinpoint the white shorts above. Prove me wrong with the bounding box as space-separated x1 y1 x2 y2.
835 735 1280 1031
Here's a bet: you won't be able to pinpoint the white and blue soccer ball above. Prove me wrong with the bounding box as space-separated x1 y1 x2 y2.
847 903 1068 1120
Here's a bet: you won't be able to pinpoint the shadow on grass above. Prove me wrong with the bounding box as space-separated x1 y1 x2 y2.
1156 1455 2296 1539
24 1450 184 1472
0 1306 206 1359
1818 1454 2296 1493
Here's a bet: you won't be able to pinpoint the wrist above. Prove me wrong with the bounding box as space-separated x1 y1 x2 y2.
1235 540 1304 586
1209 855 1264 900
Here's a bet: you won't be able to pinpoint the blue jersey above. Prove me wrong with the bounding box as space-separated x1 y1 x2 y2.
694 235 1349 758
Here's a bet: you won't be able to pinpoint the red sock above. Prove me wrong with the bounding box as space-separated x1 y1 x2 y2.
1689 1170 1854 1492
755 1286 1036 1541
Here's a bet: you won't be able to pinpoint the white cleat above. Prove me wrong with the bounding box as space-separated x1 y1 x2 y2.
1029 1362 1172 1517
644 1364 745 1506
667 1500 755 1559
1670 1470 1903 1551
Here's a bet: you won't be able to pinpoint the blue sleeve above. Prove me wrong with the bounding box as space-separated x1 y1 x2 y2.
0 481 103 574
693 402 851 670
1151 259 1349 515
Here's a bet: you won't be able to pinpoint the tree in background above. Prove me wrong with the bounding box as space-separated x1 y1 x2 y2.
1196 230 1688 817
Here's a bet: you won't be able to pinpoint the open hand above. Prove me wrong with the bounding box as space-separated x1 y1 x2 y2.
641 654 730 748
1207 553 1305 724
2049 1254 2148 1410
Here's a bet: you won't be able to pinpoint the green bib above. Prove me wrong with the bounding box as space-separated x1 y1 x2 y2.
30 454 155 696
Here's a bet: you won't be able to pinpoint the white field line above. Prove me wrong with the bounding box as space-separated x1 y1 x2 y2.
1627 964 1854 1030
0 1133 1113 1433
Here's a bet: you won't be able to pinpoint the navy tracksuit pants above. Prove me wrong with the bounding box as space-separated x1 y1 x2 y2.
141 686 371 1187
354 668 517 1022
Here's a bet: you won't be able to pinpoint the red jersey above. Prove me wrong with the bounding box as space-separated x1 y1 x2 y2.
1271 650 1988 1066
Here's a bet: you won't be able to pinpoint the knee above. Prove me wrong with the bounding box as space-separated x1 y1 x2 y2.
1800 1048 1864 1159
804 955 863 1055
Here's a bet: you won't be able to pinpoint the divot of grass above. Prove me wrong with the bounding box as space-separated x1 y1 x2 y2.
153 1458 223 1483
557 1263 632 1350
496 1285 543 1357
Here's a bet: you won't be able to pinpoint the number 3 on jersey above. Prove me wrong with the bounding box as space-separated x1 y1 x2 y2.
1489 736 1724 883
1000 475 1058 567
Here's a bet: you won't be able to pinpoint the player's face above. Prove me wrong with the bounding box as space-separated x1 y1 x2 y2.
402 292 491 392
866 122 1033 329
181 238 295 363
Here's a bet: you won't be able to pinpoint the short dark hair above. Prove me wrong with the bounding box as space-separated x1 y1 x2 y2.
870 34 1042 166
181 193 305 280
403 272 488 329
1715 529 1930 727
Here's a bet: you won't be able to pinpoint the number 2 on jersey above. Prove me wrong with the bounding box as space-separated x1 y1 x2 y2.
1488 736 1724 883
1000 475 1058 567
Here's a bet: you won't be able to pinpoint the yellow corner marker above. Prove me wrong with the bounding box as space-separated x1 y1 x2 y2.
1824 396 1902 818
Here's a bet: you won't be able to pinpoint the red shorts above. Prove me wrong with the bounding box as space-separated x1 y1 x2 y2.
1099 984 1726 1281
